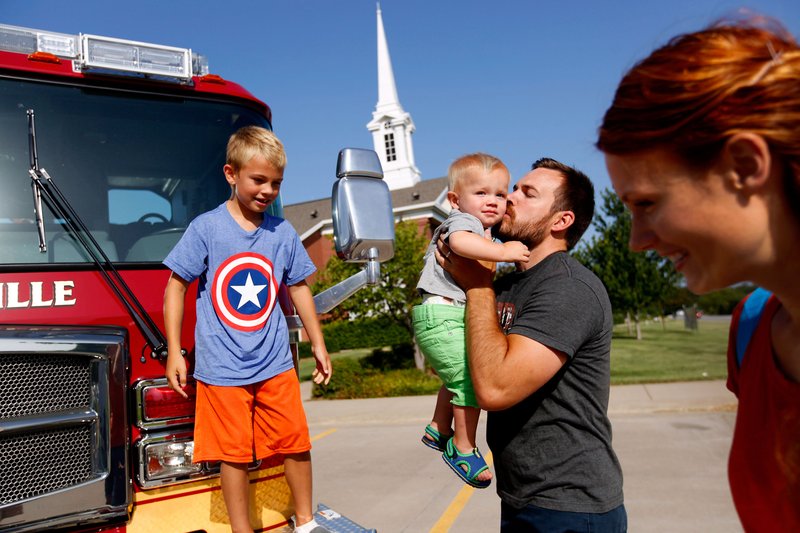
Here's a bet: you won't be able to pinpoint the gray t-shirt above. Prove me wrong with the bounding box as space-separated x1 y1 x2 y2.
489 251 624 513
416 209 484 302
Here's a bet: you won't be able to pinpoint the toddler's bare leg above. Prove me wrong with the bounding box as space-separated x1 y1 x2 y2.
453 405 492 482
430 385 454 433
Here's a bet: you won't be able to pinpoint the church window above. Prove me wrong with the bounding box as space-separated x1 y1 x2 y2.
384 133 396 162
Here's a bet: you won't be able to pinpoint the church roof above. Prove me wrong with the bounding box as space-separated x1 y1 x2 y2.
283 176 448 239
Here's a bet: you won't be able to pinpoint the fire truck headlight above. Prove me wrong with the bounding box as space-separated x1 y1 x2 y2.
143 440 201 481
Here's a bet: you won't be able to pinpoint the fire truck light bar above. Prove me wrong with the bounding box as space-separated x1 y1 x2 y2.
39 31 78 57
0 23 209 80
83 34 192 79
0 24 77 57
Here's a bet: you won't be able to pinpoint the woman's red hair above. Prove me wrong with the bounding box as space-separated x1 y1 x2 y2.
597 18 800 180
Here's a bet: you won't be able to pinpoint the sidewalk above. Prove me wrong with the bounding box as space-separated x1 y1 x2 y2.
608 379 737 414
301 380 741 532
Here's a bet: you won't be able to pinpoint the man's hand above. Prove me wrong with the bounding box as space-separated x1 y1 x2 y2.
435 234 496 290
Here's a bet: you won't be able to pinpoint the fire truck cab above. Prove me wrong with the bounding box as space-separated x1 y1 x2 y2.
0 23 394 533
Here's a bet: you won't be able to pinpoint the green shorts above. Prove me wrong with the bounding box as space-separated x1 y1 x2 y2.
412 303 477 408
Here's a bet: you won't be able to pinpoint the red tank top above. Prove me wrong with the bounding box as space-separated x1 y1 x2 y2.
727 296 800 532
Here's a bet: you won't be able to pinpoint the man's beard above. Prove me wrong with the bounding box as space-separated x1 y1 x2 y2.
496 206 550 248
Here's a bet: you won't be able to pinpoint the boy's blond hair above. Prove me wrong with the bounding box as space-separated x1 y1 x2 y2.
226 126 287 172
447 153 508 191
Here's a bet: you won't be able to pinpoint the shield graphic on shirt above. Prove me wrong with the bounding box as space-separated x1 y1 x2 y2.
212 252 278 331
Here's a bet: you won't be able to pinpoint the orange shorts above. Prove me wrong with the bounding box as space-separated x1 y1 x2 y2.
193 369 310 463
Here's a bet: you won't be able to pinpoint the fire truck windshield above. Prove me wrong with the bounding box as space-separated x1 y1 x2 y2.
0 76 276 265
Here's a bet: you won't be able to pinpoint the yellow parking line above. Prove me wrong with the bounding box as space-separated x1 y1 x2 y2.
311 428 337 441
430 451 493 532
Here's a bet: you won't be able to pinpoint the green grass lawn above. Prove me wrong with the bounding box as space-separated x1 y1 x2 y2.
610 317 730 385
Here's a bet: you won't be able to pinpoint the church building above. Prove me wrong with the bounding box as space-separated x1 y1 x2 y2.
283 6 450 283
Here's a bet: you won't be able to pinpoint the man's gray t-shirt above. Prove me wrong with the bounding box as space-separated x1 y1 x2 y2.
417 209 484 302
489 251 624 513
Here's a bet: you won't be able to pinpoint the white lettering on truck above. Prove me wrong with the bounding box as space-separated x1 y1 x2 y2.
0 281 76 309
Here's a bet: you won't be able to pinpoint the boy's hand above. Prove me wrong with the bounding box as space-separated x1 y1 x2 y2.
501 240 531 263
166 348 189 398
311 344 332 385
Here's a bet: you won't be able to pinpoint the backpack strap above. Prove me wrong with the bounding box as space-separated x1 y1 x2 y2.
735 288 772 368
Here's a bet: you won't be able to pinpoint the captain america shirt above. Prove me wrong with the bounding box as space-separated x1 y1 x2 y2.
164 203 315 386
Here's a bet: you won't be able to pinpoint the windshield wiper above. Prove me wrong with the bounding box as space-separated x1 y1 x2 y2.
27 108 169 359
27 110 47 253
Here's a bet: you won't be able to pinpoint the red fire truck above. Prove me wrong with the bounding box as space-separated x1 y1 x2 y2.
0 23 394 532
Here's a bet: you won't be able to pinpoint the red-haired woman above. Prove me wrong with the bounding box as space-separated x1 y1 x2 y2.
597 19 800 532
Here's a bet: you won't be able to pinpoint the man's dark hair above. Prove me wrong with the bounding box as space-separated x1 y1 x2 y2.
532 157 595 250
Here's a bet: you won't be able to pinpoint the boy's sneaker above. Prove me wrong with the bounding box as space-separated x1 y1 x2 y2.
292 517 330 533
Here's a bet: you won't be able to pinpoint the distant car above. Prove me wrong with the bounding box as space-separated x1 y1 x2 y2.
696 310 704 319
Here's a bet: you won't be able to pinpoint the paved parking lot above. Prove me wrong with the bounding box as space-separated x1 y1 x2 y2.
302 380 742 532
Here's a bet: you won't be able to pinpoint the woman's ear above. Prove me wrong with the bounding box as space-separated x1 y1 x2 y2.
723 133 772 192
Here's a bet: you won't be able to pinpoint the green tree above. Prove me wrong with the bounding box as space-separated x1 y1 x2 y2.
574 189 679 339
312 220 429 365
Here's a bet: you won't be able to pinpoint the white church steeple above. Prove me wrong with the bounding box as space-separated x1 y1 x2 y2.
367 4 421 190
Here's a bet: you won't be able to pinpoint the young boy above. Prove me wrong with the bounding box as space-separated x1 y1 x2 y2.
163 126 331 533
413 153 529 489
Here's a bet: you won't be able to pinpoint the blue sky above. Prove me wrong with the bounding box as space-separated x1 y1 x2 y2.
4 0 799 207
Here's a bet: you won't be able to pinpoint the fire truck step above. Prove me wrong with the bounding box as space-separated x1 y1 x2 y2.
312 503 377 533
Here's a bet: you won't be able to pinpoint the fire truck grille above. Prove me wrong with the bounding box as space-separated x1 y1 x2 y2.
0 426 93 505
0 353 91 418
0 327 127 529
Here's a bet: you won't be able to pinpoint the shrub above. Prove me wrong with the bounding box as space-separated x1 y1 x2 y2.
360 343 416 370
312 346 440 399
298 316 412 358
311 358 372 399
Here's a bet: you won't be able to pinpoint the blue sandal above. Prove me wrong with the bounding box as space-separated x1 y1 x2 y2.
421 424 451 452
442 437 491 489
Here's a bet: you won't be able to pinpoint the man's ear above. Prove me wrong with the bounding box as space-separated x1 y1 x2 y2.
447 191 460 210
551 210 575 232
722 133 772 192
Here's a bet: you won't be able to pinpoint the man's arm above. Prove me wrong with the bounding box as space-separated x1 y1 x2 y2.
465 286 567 410
436 241 566 411
288 280 332 385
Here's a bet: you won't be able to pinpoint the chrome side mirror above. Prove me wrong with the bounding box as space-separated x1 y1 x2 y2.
331 148 394 262
298 148 395 317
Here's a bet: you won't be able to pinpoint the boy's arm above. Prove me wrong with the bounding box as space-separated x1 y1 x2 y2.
448 230 530 263
164 272 190 398
287 280 332 385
